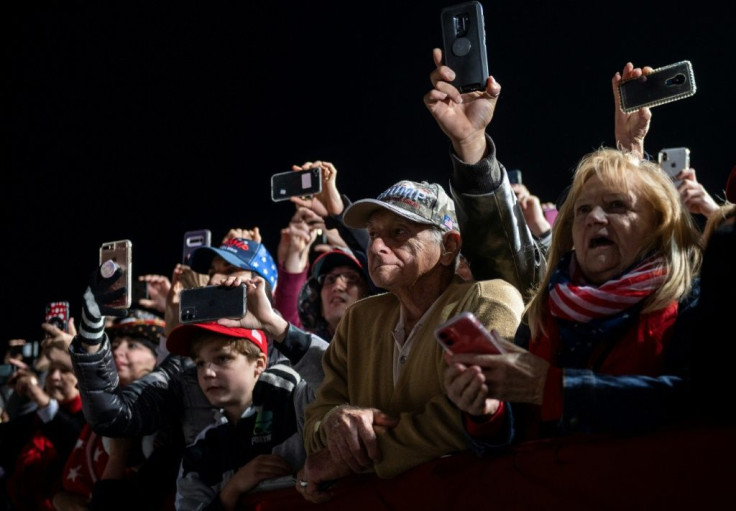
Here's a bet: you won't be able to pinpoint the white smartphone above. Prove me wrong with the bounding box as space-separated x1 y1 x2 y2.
658 147 690 188
434 311 505 355
99 239 132 309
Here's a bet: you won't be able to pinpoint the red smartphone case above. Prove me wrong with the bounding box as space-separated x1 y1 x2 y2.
434 311 504 355
45 301 70 332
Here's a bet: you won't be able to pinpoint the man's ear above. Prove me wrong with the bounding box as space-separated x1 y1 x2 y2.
440 231 461 265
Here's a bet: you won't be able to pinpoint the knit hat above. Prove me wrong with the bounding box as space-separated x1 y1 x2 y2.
343 180 458 232
107 308 165 357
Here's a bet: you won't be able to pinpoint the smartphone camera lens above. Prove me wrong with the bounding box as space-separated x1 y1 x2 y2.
453 14 469 37
665 74 686 86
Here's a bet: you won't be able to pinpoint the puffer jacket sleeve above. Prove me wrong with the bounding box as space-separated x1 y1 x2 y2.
70 334 187 437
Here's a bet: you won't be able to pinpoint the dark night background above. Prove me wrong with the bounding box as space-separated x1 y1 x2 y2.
3 1 733 348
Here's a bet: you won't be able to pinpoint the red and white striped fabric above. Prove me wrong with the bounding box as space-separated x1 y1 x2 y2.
549 257 666 323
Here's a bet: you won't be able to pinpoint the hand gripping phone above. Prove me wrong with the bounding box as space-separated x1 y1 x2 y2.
434 311 505 355
618 60 696 113
179 285 247 324
271 167 322 202
182 229 212 264
99 239 133 309
441 1 489 93
45 301 70 332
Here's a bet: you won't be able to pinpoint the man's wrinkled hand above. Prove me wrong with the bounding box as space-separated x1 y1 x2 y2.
322 405 398 473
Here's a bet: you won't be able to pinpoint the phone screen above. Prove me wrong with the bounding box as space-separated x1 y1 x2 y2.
508 170 522 185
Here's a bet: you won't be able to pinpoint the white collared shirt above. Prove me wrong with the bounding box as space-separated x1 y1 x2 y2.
391 298 443 385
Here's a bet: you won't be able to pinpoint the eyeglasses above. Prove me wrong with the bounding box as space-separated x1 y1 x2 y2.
317 271 363 287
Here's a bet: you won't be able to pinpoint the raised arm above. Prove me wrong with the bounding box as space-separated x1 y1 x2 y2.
612 62 653 158
424 48 545 299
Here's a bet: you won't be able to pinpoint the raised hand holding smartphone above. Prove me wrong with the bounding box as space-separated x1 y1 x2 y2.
618 60 696 113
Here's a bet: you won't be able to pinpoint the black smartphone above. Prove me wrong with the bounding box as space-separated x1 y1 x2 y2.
179 285 247 324
182 229 212 265
99 239 133 309
618 60 696 113
45 301 70 332
658 147 690 188
508 169 522 185
132 280 149 303
440 1 489 93
271 167 322 202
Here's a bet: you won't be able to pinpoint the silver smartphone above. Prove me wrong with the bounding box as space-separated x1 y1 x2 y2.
658 147 690 188
99 239 132 309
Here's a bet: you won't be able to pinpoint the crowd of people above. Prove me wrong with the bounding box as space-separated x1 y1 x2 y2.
1 46 735 511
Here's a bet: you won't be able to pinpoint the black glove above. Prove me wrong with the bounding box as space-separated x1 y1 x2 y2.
78 263 128 345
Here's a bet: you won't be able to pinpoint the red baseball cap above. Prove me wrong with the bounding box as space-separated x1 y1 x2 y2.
310 248 363 280
166 322 267 357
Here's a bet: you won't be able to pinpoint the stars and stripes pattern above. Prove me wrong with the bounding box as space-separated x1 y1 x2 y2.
549 255 667 323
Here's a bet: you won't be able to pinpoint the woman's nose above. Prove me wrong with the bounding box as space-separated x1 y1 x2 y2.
586 205 607 225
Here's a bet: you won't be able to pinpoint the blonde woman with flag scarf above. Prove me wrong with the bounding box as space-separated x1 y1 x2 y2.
442 148 703 448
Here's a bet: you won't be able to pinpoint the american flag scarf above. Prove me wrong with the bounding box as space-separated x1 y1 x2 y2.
549 252 667 323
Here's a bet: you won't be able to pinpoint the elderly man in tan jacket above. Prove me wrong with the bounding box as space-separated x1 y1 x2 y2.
296 179 524 503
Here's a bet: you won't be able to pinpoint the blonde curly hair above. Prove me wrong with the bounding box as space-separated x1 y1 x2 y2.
525 148 702 339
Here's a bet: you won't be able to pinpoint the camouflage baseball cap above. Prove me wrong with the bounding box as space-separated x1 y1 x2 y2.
343 180 458 232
